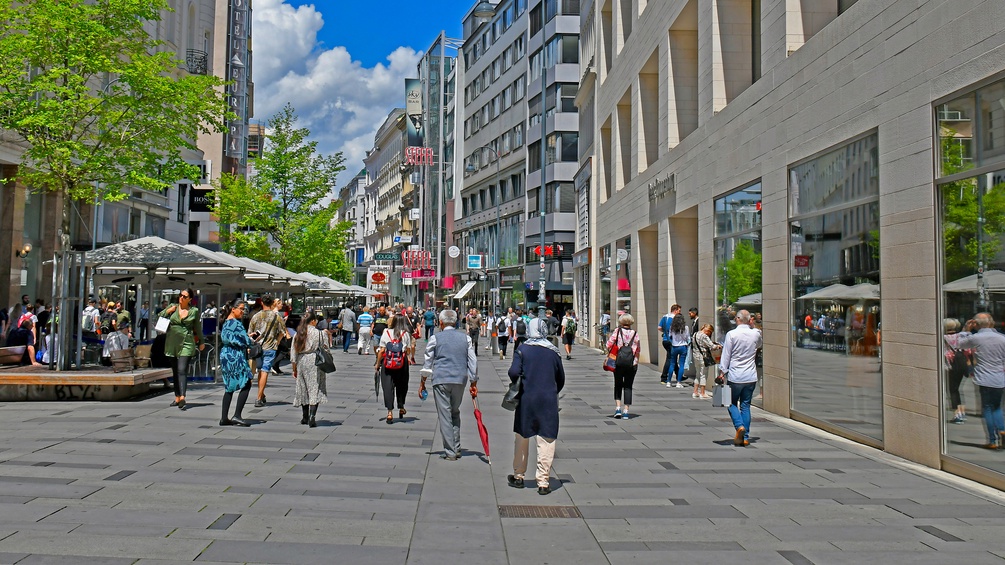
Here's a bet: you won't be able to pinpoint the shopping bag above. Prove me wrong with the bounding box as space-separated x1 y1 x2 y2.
603 346 618 372
712 383 731 407
154 317 170 334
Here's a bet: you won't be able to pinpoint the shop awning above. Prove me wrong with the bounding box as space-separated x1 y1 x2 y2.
453 280 478 300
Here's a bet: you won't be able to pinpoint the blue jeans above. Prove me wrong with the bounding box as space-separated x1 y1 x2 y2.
670 345 689 383
978 385 1004 444
341 330 353 352
727 381 756 440
660 341 672 381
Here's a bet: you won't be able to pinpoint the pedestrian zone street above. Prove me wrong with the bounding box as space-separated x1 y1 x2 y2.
0 343 1003 564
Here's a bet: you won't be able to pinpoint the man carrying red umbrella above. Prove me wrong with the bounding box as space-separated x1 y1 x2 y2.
506 316 565 495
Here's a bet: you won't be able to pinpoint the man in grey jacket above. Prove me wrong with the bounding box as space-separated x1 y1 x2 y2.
419 309 478 460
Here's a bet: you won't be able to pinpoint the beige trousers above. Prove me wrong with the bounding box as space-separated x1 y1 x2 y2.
513 434 556 488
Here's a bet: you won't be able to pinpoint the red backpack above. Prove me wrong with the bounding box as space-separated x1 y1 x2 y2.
383 332 406 370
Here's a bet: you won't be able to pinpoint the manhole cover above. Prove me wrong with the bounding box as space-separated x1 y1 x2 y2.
498 505 583 518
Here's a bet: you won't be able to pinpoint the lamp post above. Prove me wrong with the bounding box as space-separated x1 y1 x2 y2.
468 145 506 355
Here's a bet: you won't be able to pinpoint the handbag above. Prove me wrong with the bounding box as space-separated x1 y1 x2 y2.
314 345 336 373
603 328 621 372
154 316 170 334
712 382 731 407
501 351 523 411
700 340 716 367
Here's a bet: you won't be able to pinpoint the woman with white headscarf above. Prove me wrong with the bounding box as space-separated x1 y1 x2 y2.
506 314 565 495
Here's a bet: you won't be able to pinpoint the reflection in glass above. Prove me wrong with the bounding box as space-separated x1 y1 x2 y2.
616 236 631 316
790 134 882 442
715 182 763 405
937 93 975 177
599 244 612 343
941 172 1005 470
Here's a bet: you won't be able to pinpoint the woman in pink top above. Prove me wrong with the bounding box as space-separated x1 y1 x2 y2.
606 314 640 419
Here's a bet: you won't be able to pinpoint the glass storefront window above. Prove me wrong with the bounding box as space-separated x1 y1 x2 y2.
714 182 763 404
938 78 1005 474
789 133 882 443
615 237 631 316
599 244 612 342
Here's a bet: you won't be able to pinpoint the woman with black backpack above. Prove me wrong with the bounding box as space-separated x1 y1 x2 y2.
606 314 640 420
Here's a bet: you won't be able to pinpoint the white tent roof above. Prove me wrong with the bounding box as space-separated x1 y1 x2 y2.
944 270 1005 293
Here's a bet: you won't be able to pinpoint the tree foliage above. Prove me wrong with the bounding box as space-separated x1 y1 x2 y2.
213 104 352 281
940 128 1005 282
717 239 762 305
0 0 229 244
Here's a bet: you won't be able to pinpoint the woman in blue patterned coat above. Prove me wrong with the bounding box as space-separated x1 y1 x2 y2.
219 300 253 427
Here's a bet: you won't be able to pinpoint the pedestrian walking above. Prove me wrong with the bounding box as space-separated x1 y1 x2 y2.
465 308 482 354
513 309 529 351
377 313 412 424
685 307 699 376
691 323 718 399
507 315 565 495
357 306 374 354
219 300 252 427
138 301 150 341
656 304 680 384
561 309 577 360
291 312 329 428
423 307 436 340
496 314 510 360
606 314 640 419
718 309 762 446
247 294 284 406
418 309 478 460
338 304 356 353
158 288 204 410
666 305 690 388
957 312 1005 449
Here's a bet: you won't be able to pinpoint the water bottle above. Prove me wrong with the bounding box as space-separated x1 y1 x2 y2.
420 388 428 401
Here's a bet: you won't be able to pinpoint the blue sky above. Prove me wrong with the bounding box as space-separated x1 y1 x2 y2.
287 0 470 67
251 0 476 187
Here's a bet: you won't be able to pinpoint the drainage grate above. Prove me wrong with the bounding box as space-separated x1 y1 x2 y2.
498 505 582 519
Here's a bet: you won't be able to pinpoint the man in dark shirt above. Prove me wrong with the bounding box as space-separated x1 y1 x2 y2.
7 319 40 366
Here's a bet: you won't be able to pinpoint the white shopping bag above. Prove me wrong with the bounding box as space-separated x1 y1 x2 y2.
712 383 731 407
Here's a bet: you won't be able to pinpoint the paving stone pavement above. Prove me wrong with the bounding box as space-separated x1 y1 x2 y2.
0 336 1004 564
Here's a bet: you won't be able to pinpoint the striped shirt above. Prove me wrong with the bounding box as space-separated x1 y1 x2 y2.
357 313 374 328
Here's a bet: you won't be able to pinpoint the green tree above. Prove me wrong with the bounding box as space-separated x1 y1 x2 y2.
213 104 352 280
940 128 1005 282
0 0 229 247
717 240 762 305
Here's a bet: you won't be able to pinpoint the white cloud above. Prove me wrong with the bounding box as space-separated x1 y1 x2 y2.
252 0 420 186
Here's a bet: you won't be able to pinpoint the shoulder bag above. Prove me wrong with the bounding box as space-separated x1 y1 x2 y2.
502 351 524 411
314 342 337 373
604 328 622 372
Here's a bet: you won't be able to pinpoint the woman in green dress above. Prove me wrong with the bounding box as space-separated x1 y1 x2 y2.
159 288 204 409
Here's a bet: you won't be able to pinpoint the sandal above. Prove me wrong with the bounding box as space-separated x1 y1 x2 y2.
386 412 393 424
399 408 407 419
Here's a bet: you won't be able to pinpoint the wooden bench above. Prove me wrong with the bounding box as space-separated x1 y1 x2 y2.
0 346 27 366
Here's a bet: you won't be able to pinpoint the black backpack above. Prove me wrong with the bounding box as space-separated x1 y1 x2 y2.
515 318 527 336
496 318 507 334
100 312 116 334
615 329 636 370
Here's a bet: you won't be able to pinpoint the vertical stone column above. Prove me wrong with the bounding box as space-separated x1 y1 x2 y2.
0 166 26 311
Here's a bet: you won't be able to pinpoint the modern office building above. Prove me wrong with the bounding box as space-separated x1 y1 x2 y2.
336 169 370 288
415 32 461 308
454 0 580 313
579 0 1005 488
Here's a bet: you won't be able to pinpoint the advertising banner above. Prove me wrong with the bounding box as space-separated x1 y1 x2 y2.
405 78 423 147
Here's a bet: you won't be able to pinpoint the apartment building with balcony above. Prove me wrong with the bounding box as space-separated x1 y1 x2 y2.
0 0 237 308
580 0 1005 488
336 169 370 287
455 0 580 313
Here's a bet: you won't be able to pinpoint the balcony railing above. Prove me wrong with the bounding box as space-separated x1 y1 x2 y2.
186 49 208 75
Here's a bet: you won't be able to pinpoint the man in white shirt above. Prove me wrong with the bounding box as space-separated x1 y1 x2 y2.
718 309 762 447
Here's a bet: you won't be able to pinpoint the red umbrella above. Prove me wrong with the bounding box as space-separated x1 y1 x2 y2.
471 395 490 464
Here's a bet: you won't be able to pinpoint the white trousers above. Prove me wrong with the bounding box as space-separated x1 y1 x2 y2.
357 327 372 354
513 434 556 488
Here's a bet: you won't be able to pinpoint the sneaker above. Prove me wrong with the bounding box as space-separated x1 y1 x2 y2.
613 408 622 419
692 393 700 398
254 399 265 408
507 474 525 489
621 410 629 420
674 383 684 389
950 414 966 424
666 382 673 388
566 355 572 360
